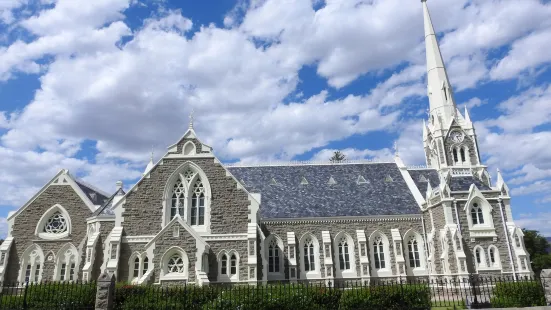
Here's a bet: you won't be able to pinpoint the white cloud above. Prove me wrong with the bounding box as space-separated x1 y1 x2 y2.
0 217 7 239
0 0 27 24
491 28 551 80
516 212 551 236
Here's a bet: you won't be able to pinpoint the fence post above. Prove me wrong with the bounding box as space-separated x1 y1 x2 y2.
95 272 115 310
469 274 479 309
540 269 551 305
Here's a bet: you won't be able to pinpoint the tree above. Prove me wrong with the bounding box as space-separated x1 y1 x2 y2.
330 151 346 163
522 229 551 275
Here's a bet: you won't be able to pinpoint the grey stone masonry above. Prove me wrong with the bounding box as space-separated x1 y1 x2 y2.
95 272 115 310
121 156 250 236
152 222 198 283
456 200 514 274
263 217 424 280
207 240 248 282
92 221 114 281
541 269 551 305
6 184 93 283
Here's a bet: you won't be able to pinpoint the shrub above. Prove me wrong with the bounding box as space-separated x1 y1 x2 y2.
338 284 431 310
490 281 546 308
1 282 97 309
204 284 341 310
113 283 219 310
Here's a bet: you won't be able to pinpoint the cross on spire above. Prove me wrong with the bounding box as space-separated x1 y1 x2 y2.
189 109 195 129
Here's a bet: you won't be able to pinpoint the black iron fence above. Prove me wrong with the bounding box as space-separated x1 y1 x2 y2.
0 281 96 309
0 275 549 309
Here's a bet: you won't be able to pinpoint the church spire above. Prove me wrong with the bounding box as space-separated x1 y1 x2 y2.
422 0 456 125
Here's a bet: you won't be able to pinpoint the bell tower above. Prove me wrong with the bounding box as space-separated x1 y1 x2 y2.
420 0 482 172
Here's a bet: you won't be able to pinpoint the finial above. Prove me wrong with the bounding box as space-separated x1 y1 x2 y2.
188 109 195 129
393 141 399 157
150 148 154 162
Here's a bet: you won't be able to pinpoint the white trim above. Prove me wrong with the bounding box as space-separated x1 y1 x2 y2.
217 250 240 282
35 204 72 240
18 244 45 283
182 141 197 156
0 237 14 282
333 232 357 278
487 245 501 270
202 234 248 241
265 234 285 281
396 156 426 207
368 230 392 277
160 246 189 281
144 215 209 251
263 214 422 224
298 233 321 279
403 229 427 276
8 170 97 222
53 243 79 281
473 245 487 271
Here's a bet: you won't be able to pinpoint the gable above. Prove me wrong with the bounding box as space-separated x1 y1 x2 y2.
8 169 98 222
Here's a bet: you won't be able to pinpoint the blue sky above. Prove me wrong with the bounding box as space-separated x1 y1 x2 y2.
1 0 551 236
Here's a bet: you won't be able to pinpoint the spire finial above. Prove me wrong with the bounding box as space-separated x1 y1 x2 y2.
188 109 195 129
393 141 399 157
150 147 154 162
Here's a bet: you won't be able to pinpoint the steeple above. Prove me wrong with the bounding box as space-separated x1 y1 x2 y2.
422 0 456 126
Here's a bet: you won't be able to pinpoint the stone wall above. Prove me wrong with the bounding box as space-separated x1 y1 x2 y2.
207 240 248 282
456 200 515 274
5 185 93 283
121 156 251 236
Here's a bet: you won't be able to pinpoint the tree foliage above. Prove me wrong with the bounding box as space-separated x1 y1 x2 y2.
330 151 346 162
522 229 551 275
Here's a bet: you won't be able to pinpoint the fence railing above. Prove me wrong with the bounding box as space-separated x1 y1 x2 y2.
0 275 549 309
0 281 96 309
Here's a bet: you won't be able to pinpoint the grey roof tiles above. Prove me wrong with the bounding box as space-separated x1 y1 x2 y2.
227 162 421 219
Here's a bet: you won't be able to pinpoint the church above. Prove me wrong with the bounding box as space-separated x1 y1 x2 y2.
0 0 531 286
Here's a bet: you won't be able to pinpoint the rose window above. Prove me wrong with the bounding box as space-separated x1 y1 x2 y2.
167 254 185 273
44 212 67 234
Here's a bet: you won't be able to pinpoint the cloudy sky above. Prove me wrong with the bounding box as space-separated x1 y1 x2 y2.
1 0 551 237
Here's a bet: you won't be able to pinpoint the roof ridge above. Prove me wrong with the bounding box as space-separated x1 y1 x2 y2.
225 159 395 168
73 178 110 198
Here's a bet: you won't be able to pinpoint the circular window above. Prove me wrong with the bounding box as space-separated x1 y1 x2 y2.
167 254 185 273
44 212 67 234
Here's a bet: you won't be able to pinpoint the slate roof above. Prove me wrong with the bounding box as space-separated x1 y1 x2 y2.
407 169 440 194
227 162 421 219
92 187 125 216
74 180 110 206
449 176 491 191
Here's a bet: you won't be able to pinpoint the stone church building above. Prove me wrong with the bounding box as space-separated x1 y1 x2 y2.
0 0 531 286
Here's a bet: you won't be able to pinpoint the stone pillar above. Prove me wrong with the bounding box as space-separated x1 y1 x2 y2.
95 272 116 310
541 269 551 305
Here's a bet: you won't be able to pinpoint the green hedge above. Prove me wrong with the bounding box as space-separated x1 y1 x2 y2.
0 282 96 309
490 281 546 308
205 285 341 310
338 284 431 310
113 283 219 310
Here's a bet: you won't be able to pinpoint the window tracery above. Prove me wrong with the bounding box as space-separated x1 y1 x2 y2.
471 203 484 225
338 237 350 270
171 180 185 219
268 238 280 273
408 236 421 268
44 212 67 234
373 236 385 269
190 179 205 226
303 238 315 272
167 254 185 273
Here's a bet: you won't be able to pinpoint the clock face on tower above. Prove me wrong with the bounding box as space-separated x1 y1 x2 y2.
450 131 464 143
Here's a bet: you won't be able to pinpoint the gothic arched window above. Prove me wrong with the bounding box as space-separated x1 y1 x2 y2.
21 245 43 283
190 178 205 226
471 203 484 225
303 238 315 272
133 257 140 278
460 147 466 162
268 238 280 273
408 236 421 268
56 246 78 281
218 251 239 282
143 257 149 276
338 237 351 270
171 180 185 219
452 148 459 163
373 236 385 269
